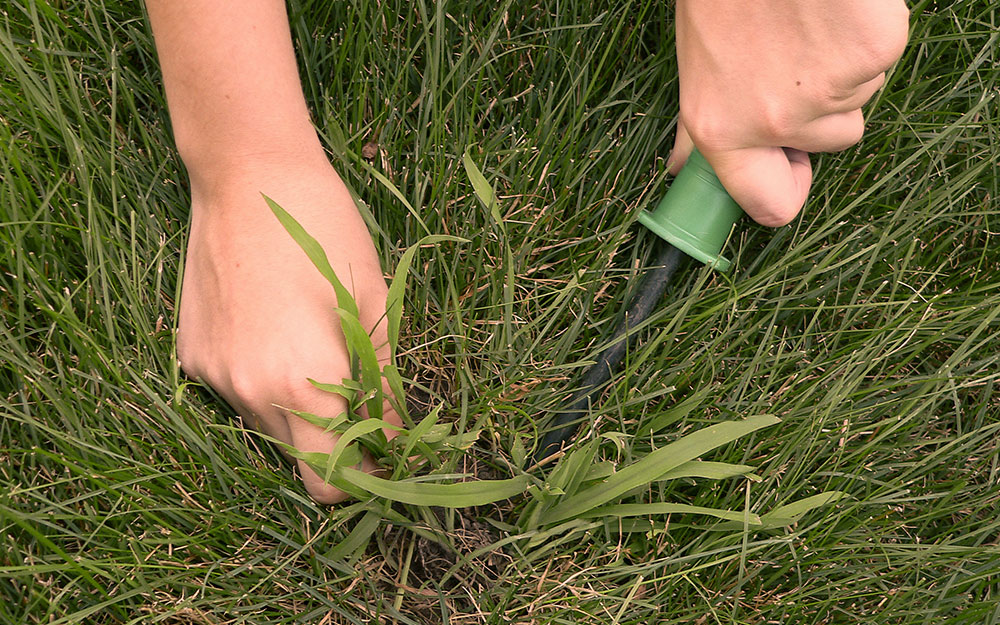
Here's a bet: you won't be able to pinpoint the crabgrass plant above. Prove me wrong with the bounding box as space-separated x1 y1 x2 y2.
4 0 1000 623
264 171 846 552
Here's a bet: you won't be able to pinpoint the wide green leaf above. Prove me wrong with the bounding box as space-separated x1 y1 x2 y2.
584 502 762 525
288 446 365 479
333 306 383 419
461 148 501 225
759 491 849 527
659 460 760 482
309 378 362 401
540 415 779 524
282 407 350 434
322 418 399 482
264 194 359 320
336 468 530 507
326 508 383 562
386 234 466 357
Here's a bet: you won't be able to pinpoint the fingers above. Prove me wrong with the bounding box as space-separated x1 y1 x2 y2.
671 105 861 226
671 103 862 226
792 108 866 154
822 73 885 114
669 124 814 227
284 391 354 504
705 146 812 227
286 309 400 505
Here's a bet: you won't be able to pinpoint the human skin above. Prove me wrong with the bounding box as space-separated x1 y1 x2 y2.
670 0 910 227
146 1 908 504
146 0 399 504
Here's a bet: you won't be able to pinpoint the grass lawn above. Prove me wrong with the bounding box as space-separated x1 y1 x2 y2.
3 1 999 623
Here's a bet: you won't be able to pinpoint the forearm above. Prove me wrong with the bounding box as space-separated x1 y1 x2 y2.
145 0 325 181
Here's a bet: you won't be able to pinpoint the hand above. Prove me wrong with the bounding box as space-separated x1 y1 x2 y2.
177 154 400 503
670 0 910 226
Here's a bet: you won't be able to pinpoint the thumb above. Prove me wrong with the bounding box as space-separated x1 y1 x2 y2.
705 147 812 227
667 120 695 175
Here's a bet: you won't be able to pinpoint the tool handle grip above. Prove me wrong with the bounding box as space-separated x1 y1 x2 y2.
637 149 743 272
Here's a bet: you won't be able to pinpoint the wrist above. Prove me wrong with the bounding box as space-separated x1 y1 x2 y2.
179 133 331 200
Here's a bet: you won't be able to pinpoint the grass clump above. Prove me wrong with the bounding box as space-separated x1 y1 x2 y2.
3 1 1000 623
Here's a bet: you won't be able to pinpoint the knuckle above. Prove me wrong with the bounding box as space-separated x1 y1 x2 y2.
228 361 308 407
865 38 904 70
863 10 910 68
680 106 731 152
889 1 911 33
222 340 354 414
266 367 325 406
278 370 331 409
884 24 910 64
305 482 348 505
808 78 863 110
757 104 796 143
227 364 269 406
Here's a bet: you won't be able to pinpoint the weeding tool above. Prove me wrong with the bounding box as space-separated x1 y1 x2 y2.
533 149 744 465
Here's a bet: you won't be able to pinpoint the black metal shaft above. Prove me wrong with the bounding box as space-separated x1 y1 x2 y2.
532 241 685 465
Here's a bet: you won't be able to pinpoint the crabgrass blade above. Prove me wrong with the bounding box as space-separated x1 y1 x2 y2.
584 502 762 525
461 148 501 225
283 408 350 434
386 235 466 357
524 519 603 552
289 446 365 479
380 363 411 426
639 385 716 435
308 378 362 401
521 439 599 532
327 508 383 562
264 194 359 320
336 467 530 507
582 462 615 482
712 491 849 531
397 405 443 467
462 147 515 354
659 460 760 482
541 415 780 524
323 418 401 482
558 439 602 498
759 491 849 527
333 306 383 419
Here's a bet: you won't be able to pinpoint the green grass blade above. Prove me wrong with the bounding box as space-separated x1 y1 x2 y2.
335 468 530 507
397 404 442 466
290 446 365 478
541 415 780 524
282 407 350 434
326 508 383 562
659 460 760 482
264 193 360 319
386 234 466 356
322 418 400 481
308 377 362 401
333 306 383 419
461 148 501 225
585 503 763 525
759 491 849 527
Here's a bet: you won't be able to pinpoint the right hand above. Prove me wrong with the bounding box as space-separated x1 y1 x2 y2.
670 0 910 226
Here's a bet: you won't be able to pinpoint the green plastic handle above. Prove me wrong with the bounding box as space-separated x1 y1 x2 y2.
637 149 743 272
